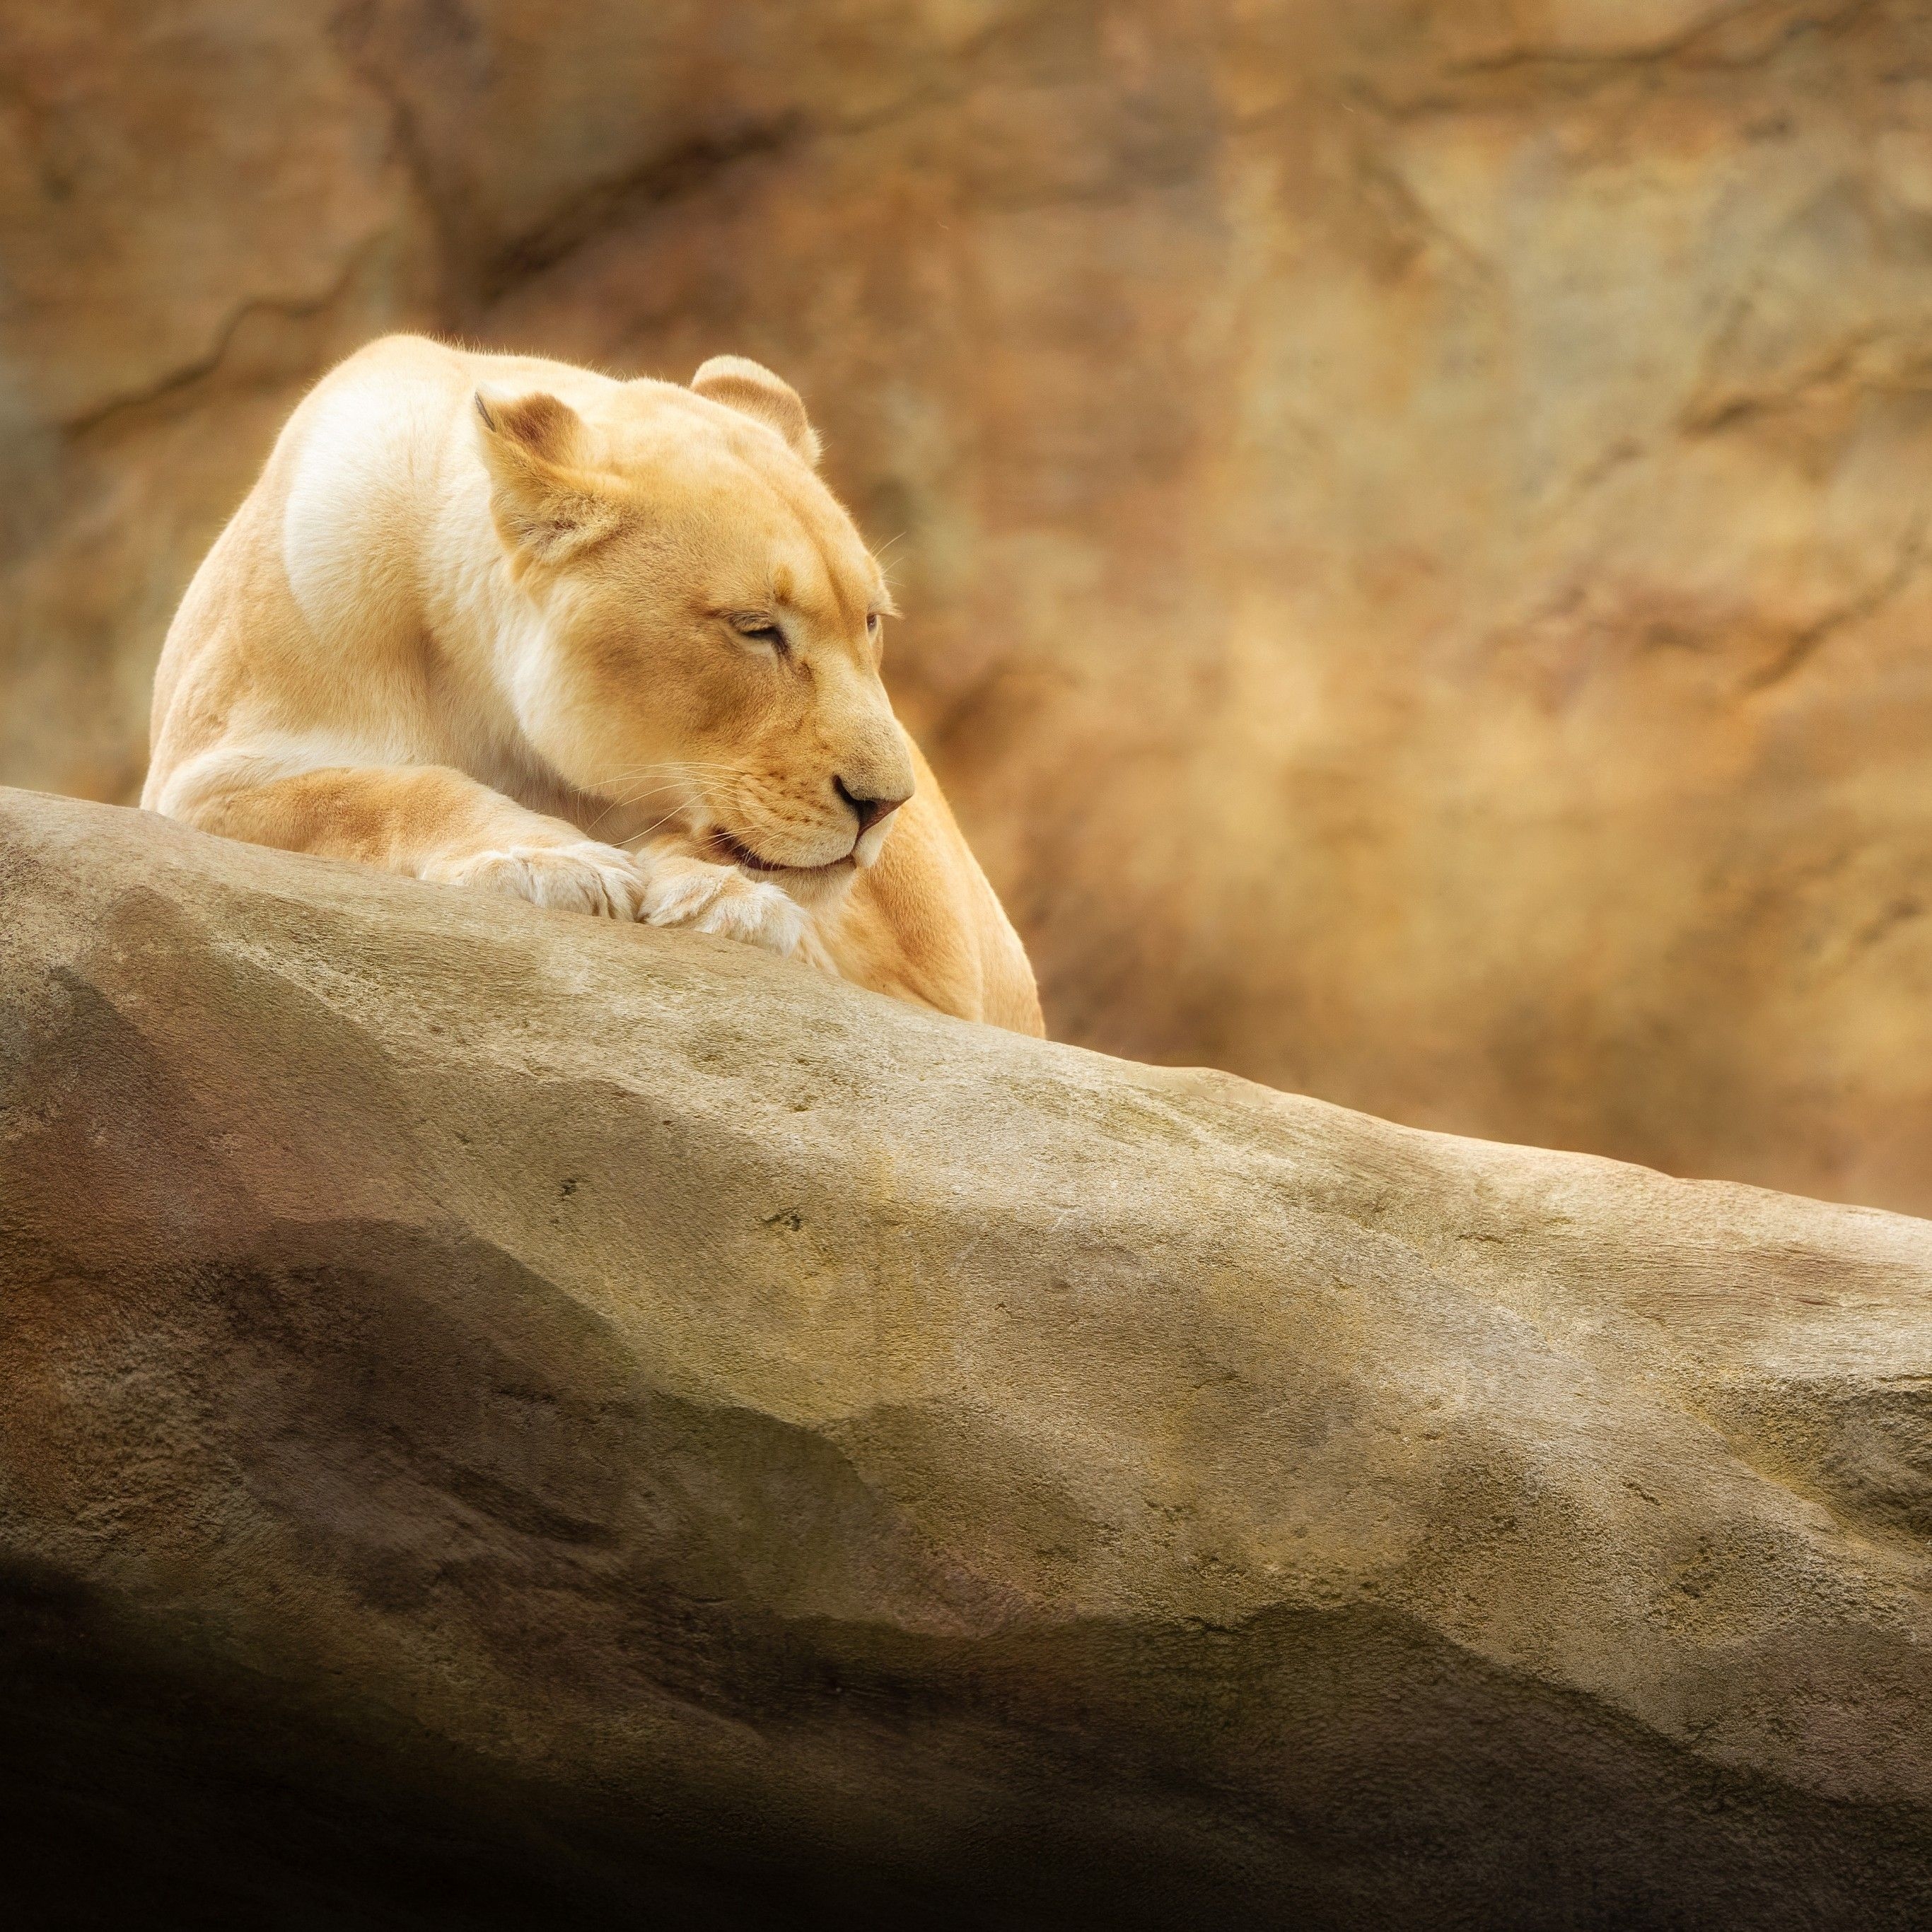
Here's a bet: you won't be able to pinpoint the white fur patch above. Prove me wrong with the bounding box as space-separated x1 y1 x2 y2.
853 815 897 869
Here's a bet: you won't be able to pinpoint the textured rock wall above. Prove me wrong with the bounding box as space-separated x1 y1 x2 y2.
4 787 1932 1926
4 3 1932 1209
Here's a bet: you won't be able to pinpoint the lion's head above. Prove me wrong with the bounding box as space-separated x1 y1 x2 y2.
472 356 914 897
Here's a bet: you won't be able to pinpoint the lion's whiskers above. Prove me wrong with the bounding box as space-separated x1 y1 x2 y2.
582 760 745 835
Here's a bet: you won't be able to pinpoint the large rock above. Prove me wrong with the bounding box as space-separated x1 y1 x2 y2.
5 4 1932 1213
2 786 1930 1928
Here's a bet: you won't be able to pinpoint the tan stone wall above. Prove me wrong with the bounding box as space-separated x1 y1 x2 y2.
5 1 1930 1211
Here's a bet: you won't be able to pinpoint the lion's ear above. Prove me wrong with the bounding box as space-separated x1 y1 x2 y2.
690 356 821 467
472 388 622 568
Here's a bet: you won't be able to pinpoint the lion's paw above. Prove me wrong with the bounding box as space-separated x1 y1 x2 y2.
427 839 648 919
640 856 805 956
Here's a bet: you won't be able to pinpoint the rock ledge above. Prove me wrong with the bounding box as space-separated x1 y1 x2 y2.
2 788 1930 1928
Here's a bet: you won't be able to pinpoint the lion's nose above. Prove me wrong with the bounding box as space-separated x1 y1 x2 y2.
834 775 909 834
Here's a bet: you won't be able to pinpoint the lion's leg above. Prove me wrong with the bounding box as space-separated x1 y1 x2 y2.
173 762 809 956
174 762 651 920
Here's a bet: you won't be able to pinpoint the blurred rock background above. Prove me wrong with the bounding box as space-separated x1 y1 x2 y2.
3 0 1929 1212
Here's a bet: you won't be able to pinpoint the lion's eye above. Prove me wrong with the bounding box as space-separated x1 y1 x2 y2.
866 612 881 636
732 617 786 654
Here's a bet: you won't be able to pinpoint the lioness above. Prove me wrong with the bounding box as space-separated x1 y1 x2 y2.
144 334 1042 1033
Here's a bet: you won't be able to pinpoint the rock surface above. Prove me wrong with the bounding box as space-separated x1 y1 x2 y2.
2 785 1931 1927
6 4 1932 1214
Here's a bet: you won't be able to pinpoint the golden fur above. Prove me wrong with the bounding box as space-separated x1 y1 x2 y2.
144 335 1042 1033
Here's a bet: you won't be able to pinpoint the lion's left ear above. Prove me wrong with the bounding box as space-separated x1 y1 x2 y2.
472 388 623 569
691 356 821 467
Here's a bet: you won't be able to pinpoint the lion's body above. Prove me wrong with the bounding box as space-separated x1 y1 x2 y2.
144 334 1041 1034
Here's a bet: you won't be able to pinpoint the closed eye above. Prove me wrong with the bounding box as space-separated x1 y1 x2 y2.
729 615 788 654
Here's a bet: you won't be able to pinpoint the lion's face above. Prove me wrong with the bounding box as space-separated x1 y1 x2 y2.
475 359 915 895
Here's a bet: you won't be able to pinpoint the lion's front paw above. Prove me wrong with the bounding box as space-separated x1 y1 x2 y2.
426 839 648 919
640 856 805 956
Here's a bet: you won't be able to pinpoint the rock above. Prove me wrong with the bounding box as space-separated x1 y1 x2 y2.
1 784 1930 1928
7 5 1932 1214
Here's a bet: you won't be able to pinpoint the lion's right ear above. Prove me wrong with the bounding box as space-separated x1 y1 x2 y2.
691 356 821 467
472 388 622 569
